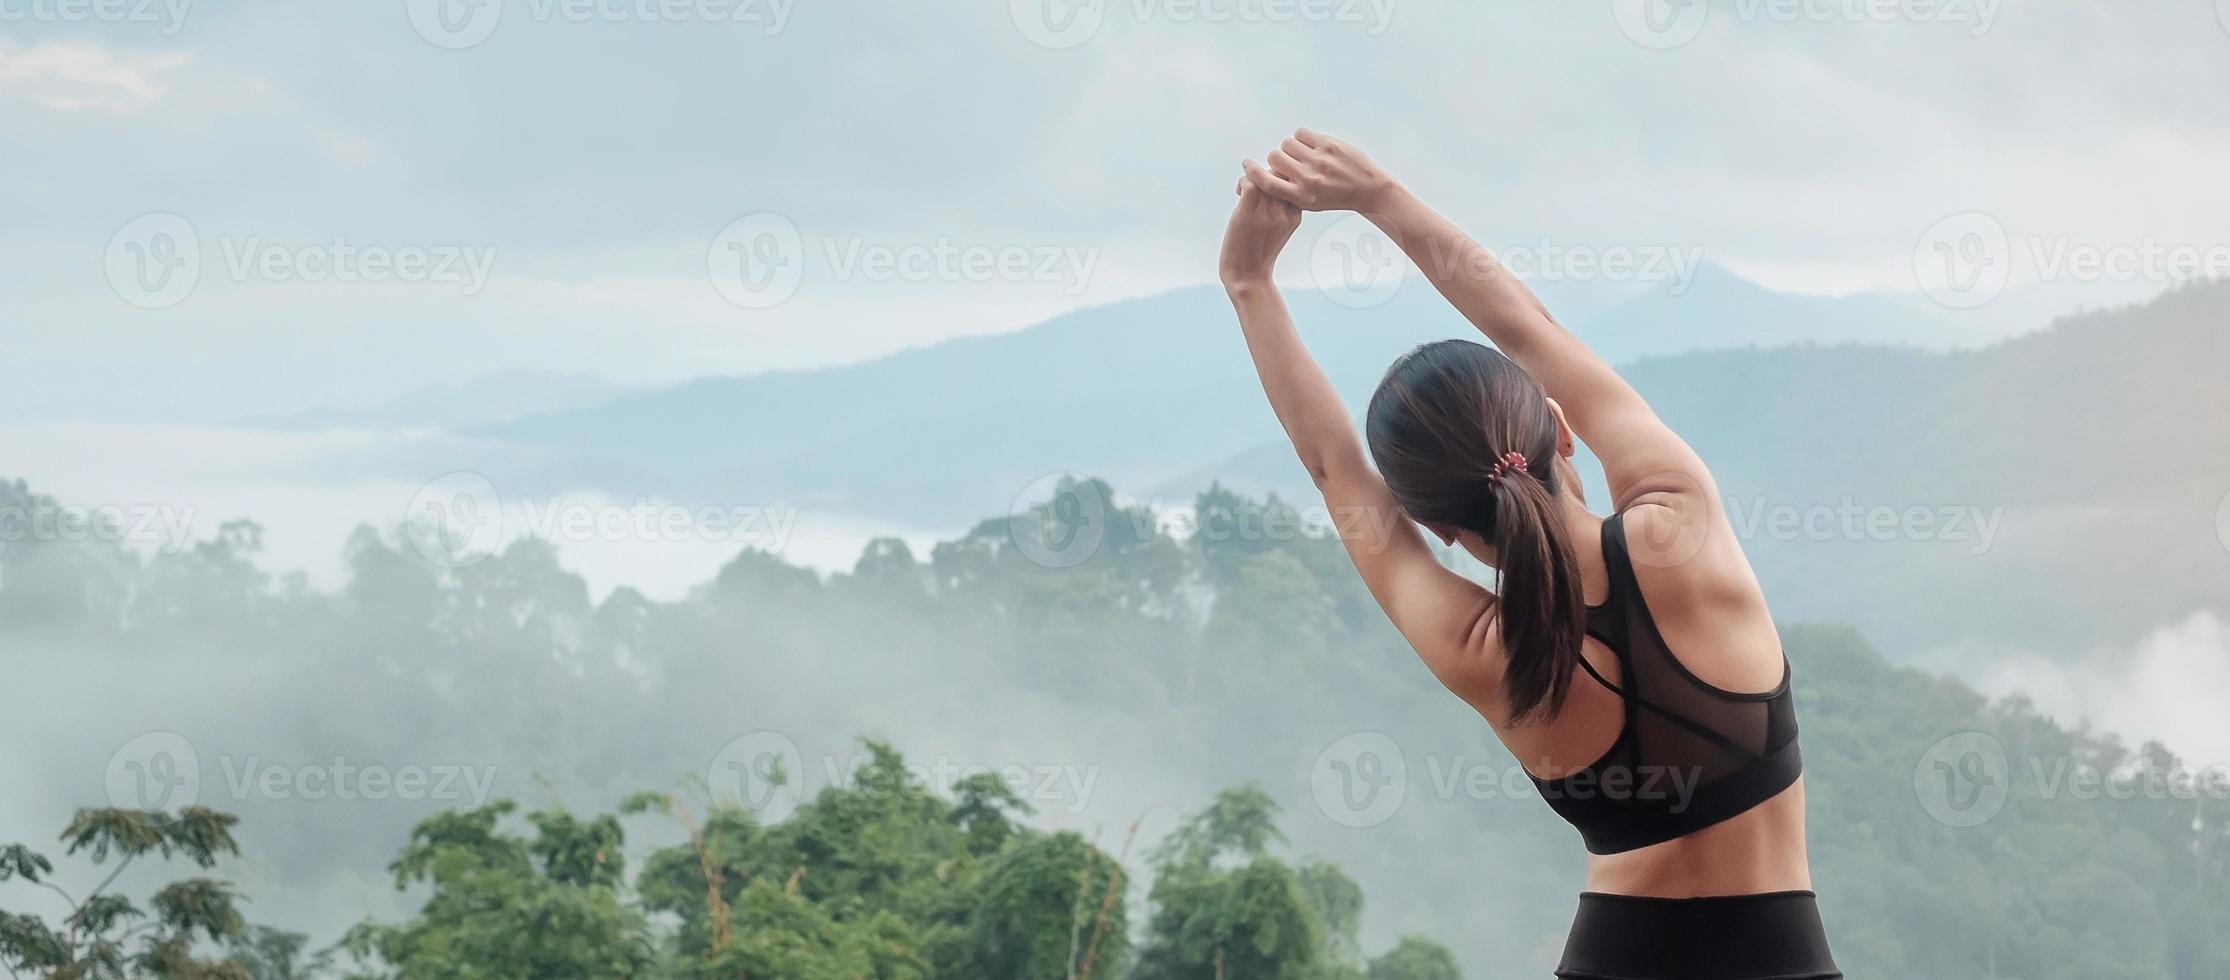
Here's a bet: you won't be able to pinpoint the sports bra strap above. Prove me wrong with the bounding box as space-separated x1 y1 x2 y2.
1529 510 1805 855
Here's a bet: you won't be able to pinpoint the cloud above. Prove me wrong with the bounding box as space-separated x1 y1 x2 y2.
8 2 2230 416
0 34 190 114
1976 610 2230 769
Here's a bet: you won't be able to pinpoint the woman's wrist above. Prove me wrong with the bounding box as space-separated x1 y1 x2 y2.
1358 179 1419 228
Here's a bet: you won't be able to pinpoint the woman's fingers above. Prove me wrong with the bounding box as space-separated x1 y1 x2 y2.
1242 159 1309 206
1292 127 1330 149
1279 137 1316 163
1267 147 1309 179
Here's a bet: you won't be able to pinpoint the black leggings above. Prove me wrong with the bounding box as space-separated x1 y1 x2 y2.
1555 891 1841 979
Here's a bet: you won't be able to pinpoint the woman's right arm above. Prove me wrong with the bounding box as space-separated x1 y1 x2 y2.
1245 130 1714 518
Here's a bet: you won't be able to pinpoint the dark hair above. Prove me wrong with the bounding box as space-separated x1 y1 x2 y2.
1365 339 1584 722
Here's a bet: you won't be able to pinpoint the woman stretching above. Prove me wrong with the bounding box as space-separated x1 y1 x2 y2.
1220 130 1839 980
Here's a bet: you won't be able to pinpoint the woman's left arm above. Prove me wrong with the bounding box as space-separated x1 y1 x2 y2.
1218 183 1502 704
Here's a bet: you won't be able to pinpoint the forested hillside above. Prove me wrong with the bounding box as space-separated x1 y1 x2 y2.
3 477 2225 977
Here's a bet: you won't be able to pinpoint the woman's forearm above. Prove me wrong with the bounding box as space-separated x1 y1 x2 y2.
1365 186 1591 392
1224 279 1371 488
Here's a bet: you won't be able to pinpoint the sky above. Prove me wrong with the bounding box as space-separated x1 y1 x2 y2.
5 4 2229 943
5 0 2230 420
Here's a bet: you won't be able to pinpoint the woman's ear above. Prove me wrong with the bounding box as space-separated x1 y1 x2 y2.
1544 396 1577 457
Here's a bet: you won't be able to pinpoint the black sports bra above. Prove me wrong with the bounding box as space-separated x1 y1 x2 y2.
1529 512 1803 855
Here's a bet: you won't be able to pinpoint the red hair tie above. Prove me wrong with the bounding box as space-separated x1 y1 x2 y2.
1487 451 1530 487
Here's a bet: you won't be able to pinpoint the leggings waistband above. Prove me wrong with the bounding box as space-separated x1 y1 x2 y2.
1555 890 1840 980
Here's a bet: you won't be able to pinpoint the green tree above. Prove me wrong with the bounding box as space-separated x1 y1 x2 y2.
226 926 331 980
338 801 651 979
1135 788 1324 980
1366 936 1463 980
0 807 250 980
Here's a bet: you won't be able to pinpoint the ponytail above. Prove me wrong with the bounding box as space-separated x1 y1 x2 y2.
1486 466 1586 722
1365 339 1591 724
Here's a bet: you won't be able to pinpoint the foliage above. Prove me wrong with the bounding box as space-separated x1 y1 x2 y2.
0 807 250 980
4 475 2227 978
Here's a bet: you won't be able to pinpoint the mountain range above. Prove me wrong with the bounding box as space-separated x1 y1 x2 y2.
263 266 2229 659
474 264 1999 520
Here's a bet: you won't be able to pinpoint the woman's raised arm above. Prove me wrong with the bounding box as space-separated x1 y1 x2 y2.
1244 130 1716 518
1218 181 1503 705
